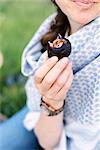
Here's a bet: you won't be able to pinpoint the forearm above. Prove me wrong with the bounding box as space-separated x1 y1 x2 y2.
34 110 64 150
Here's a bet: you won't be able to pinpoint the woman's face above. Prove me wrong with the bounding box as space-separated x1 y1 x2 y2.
55 0 100 25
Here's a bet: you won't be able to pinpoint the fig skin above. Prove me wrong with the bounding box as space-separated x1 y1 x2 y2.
47 35 71 60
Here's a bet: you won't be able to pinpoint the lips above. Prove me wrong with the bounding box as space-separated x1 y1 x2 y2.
73 0 96 3
73 0 95 9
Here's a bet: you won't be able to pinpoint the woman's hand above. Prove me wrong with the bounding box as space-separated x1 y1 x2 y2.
34 54 73 149
34 54 73 109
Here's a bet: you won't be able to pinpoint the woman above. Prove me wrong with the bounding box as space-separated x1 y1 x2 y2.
0 0 100 149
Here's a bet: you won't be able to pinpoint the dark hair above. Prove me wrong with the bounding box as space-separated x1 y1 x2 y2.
41 0 70 51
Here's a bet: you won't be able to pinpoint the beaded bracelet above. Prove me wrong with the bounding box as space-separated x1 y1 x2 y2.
40 97 65 116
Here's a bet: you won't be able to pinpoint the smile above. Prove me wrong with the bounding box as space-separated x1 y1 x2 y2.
73 0 95 9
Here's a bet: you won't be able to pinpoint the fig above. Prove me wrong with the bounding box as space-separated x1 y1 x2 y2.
47 34 71 60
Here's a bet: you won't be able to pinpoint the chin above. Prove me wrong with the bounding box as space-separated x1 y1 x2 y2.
74 15 98 26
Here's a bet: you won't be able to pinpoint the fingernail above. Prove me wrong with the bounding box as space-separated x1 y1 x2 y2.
50 56 58 61
47 56 58 63
61 57 68 63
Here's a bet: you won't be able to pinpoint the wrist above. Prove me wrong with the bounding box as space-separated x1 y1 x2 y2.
42 96 64 110
40 97 65 117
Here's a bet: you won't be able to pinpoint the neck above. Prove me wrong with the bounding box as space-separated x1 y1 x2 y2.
68 17 83 35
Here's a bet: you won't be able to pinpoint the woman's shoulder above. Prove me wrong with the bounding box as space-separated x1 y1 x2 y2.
21 12 57 76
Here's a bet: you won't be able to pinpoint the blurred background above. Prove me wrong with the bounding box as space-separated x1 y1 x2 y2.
0 0 55 118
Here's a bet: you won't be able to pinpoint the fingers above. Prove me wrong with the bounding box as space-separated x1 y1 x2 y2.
54 70 73 100
40 57 68 91
34 55 73 104
35 56 58 84
45 61 72 98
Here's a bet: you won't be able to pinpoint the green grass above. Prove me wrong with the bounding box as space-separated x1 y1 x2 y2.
0 0 55 117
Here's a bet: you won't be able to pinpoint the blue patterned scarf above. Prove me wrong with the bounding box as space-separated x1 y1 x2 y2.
21 15 100 125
